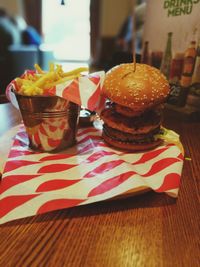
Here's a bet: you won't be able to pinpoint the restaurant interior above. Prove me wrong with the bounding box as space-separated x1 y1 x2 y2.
0 0 146 102
0 1 199 266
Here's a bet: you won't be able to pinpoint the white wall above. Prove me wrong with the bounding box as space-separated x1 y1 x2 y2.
100 0 133 36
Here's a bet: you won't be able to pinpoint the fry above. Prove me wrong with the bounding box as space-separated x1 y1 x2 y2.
34 64 44 74
43 74 81 89
63 67 89 77
14 63 89 96
35 72 57 87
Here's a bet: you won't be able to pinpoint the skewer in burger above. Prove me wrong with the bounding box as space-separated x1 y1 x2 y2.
100 63 170 151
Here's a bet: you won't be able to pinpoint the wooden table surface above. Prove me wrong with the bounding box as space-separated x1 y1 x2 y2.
0 103 199 267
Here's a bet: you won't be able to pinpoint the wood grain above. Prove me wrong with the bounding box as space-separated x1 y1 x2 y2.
0 103 200 267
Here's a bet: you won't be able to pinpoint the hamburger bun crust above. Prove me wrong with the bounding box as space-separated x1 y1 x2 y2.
103 63 170 110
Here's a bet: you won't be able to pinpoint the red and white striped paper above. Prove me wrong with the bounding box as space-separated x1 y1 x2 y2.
6 71 106 113
0 124 184 225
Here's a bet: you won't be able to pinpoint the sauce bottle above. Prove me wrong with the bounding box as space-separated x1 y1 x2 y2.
169 52 184 84
191 41 200 85
180 40 196 87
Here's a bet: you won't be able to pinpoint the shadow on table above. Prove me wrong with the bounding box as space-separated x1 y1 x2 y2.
1 191 176 227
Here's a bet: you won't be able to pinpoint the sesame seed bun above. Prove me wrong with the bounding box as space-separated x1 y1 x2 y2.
102 63 170 111
100 63 169 152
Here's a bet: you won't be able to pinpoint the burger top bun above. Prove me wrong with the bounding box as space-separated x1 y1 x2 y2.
102 63 170 111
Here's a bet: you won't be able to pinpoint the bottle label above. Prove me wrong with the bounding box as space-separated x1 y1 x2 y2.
180 75 192 87
169 58 183 82
183 57 195 75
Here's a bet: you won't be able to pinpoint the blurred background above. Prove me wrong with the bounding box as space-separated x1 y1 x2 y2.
0 0 146 101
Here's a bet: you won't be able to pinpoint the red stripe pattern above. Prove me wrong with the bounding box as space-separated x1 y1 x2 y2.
0 126 184 224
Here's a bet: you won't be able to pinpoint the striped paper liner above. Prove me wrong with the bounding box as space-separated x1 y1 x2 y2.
0 124 184 225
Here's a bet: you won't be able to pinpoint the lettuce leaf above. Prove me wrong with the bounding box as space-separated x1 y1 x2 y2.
155 127 184 155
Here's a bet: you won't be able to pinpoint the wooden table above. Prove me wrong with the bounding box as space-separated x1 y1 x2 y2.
0 103 199 267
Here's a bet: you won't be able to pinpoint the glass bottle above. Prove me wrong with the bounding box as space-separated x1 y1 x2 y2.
169 52 184 85
141 41 150 64
180 40 196 87
191 41 200 85
160 32 173 79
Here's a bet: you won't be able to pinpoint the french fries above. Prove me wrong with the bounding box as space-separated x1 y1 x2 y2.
15 63 89 96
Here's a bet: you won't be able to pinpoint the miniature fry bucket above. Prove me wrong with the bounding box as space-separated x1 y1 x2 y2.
14 92 80 152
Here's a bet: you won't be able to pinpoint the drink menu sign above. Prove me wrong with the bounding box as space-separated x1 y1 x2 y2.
142 0 200 107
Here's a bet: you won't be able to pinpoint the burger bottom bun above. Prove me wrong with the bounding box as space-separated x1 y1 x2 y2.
102 131 163 152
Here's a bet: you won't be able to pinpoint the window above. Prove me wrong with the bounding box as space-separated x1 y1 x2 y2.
42 0 90 62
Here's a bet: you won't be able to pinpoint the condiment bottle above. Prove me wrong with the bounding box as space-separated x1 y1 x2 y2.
169 52 184 84
191 41 200 85
180 40 196 87
160 32 173 79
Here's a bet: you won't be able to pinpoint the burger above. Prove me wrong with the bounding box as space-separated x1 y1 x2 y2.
100 63 170 151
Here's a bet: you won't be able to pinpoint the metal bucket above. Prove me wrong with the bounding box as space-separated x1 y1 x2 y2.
14 92 80 152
